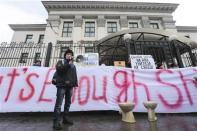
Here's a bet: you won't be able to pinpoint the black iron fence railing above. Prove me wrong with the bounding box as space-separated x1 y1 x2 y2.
181 48 197 67
0 42 196 68
0 42 96 67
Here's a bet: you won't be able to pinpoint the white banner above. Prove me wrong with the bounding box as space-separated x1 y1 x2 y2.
0 66 197 113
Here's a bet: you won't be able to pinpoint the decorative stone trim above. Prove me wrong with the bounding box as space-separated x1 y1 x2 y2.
42 1 178 13
162 16 176 29
48 15 60 21
141 16 150 28
162 16 174 22
9 24 46 31
57 40 73 45
46 19 60 27
176 26 197 32
120 19 128 28
74 16 83 27
162 22 176 29
97 18 106 27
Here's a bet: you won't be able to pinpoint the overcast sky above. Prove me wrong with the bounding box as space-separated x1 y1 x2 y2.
0 0 196 43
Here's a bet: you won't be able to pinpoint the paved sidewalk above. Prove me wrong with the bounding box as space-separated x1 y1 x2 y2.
0 111 197 131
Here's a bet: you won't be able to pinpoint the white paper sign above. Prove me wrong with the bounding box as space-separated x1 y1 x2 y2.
75 53 99 66
130 55 156 69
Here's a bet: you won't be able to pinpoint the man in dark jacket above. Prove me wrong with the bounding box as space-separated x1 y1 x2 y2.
52 49 78 130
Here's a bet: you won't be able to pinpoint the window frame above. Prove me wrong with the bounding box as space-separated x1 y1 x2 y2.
62 21 73 37
38 35 44 43
107 22 117 33
19 53 29 63
25 35 33 43
85 47 94 53
84 21 95 37
150 23 159 29
129 22 139 29
34 52 41 63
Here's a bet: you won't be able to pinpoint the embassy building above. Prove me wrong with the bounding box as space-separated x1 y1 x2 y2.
1 1 197 67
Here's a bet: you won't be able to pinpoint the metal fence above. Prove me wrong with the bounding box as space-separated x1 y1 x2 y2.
0 42 196 67
0 42 95 67
49 41 95 66
0 42 48 67
181 48 197 67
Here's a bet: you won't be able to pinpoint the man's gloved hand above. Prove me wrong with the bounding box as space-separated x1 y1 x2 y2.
52 79 57 85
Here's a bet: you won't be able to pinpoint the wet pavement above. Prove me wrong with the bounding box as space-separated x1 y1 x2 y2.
0 111 197 131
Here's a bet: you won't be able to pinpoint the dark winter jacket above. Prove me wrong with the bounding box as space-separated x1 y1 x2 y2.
52 59 78 88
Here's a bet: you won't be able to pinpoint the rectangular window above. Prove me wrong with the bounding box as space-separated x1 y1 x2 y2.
62 22 73 37
150 23 159 29
85 47 94 53
84 22 95 37
129 22 138 28
25 35 33 43
107 22 117 33
60 47 69 58
38 35 44 43
34 53 41 63
19 53 28 63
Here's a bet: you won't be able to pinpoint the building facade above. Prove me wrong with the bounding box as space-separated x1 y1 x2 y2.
1 1 197 67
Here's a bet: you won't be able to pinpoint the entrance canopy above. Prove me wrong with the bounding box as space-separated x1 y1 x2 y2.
97 28 197 48
96 29 197 67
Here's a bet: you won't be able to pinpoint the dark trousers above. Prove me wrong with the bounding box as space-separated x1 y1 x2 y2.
53 87 73 123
